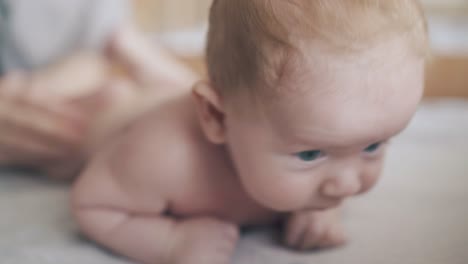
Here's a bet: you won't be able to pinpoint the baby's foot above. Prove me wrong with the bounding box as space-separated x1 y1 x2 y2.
284 207 347 250
169 217 239 264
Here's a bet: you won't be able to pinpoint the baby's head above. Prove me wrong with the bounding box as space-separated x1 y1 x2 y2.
193 0 428 212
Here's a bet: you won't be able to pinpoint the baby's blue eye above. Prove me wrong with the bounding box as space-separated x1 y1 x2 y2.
364 142 381 153
297 150 323 162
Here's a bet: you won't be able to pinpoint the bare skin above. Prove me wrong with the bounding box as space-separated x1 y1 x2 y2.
73 94 276 264
72 40 425 264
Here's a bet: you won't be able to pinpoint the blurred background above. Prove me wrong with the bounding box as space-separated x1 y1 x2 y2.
0 1 467 264
133 0 468 98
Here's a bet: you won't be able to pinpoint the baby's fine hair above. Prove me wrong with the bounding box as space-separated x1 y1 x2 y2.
206 0 428 100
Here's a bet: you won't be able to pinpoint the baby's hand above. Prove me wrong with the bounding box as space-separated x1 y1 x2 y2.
284 207 347 250
170 218 239 264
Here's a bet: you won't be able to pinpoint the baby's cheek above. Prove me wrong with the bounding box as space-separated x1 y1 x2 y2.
243 175 312 212
360 161 384 194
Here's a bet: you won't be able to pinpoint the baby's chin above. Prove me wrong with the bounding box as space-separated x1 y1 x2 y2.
296 200 343 212
243 186 343 212
257 199 343 213
308 201 342 211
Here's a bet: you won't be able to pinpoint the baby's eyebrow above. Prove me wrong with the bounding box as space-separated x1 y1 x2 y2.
285 130 393 150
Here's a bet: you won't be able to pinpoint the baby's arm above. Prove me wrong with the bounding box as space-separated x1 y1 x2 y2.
72 136 239 264
73 187 174 262
284 206 347 250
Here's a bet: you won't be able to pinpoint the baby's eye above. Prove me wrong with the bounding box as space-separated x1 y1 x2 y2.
364 142 382 153
296 150 323 162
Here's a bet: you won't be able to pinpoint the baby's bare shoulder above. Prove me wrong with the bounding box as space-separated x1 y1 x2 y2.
106 95 205 195
74 95 203 211
122 97 200 165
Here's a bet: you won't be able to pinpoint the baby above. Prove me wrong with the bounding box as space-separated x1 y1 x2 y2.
72 0 429 263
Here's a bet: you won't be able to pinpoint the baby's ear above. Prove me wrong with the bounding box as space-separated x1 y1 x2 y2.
192 81 226 144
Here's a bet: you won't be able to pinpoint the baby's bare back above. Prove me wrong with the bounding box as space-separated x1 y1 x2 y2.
73 93 276 226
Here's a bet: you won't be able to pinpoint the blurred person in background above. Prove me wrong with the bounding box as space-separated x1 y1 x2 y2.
0 0 197 179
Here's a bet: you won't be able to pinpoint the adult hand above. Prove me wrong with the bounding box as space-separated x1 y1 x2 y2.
0 56 111 179
0 72 87 168
107 22 198 89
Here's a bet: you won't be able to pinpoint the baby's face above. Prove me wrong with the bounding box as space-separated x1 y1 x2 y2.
225 44 425 212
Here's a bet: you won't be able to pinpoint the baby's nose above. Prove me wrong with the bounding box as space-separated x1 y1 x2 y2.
321 170 362 199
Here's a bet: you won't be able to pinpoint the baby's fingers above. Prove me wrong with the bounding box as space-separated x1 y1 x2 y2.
284 212 310 248
317 225 347 248
299 219 327 250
